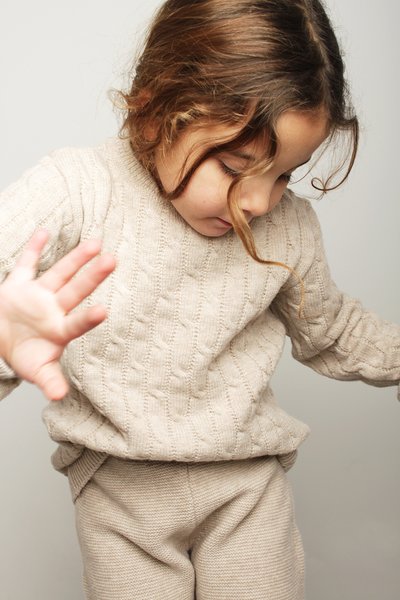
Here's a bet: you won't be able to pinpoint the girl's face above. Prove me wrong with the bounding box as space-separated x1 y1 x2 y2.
154 109 329 237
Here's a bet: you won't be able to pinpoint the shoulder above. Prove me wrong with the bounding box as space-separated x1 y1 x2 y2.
1 139 117 200
45 138 115 183
48 136 158 196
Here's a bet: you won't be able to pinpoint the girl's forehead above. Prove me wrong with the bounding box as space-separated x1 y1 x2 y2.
165 109 329 175
183 108 328 147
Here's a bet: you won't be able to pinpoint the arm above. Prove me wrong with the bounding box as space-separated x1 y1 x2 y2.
270 197 400 397
0 152 115 401
0 154 74 399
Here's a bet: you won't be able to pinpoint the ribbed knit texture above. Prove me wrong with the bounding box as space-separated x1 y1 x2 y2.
0 136 399 473
73 455 305 600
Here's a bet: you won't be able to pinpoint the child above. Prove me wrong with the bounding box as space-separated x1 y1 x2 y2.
0 0 399 599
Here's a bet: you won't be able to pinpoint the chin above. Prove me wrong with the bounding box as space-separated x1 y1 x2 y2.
197 229 228 238
191 224 231 238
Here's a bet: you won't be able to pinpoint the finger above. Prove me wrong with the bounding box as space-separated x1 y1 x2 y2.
7 229 50 283
63 304 108 343
38 239 103 292
34 361 70 401
56 254 116 313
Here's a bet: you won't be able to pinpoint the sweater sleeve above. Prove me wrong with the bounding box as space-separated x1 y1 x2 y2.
270 197 400 399
0 151 82 401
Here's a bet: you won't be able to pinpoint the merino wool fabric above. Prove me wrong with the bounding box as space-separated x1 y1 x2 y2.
72 454 305 600
0 136 399 478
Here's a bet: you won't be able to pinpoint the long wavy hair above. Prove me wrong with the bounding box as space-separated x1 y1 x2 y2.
114 0 358 302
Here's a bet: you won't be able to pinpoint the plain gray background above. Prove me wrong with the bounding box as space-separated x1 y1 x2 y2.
0 1 399 598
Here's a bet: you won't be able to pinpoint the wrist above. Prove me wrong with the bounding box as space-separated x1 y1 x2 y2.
0 290 12 363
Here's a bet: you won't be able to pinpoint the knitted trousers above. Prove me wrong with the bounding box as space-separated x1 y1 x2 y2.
71 454 305 600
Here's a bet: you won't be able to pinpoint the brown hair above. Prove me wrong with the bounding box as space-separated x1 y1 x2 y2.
115 0 358 311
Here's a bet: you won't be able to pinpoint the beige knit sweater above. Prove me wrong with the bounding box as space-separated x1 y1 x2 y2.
1 136 399 479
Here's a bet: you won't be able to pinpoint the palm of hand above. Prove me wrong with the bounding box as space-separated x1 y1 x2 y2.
1 279 66 382
0 230 116 400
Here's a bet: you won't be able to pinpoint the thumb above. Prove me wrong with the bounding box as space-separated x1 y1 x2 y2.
34 361 69 401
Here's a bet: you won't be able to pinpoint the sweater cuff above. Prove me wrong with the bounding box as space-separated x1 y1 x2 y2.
0 358 17 379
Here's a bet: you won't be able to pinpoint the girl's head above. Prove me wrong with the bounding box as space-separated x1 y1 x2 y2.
117 0 358 260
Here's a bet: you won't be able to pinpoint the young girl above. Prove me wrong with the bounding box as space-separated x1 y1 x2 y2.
0 1 399 599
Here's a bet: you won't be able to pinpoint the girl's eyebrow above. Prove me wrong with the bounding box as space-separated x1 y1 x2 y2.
229 150 312 171
228 150 256 161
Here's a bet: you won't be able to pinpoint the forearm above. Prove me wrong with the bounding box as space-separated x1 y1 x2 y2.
294 294 400 387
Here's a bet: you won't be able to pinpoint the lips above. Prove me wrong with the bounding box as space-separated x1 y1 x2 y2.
217 218 232 226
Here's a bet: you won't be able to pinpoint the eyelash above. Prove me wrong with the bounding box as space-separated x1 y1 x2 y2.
218 160 292 184
218 160 240 178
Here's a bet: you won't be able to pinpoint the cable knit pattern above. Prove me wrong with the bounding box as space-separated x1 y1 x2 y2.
0 136 399 474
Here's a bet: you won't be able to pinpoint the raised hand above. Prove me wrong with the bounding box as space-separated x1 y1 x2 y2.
0 230 116 401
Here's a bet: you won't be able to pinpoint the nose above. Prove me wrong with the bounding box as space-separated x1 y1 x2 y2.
238 178 272 219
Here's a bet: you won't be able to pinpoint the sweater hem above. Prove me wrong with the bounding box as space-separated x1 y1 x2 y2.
66 447 109 502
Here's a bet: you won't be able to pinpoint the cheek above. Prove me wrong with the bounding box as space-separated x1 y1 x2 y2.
186 164 228 209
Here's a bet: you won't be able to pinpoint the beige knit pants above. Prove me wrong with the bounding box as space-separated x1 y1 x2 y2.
71 454 305 599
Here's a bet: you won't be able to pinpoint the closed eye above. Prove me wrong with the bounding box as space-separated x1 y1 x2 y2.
219 159 294 183
217 159 241 178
